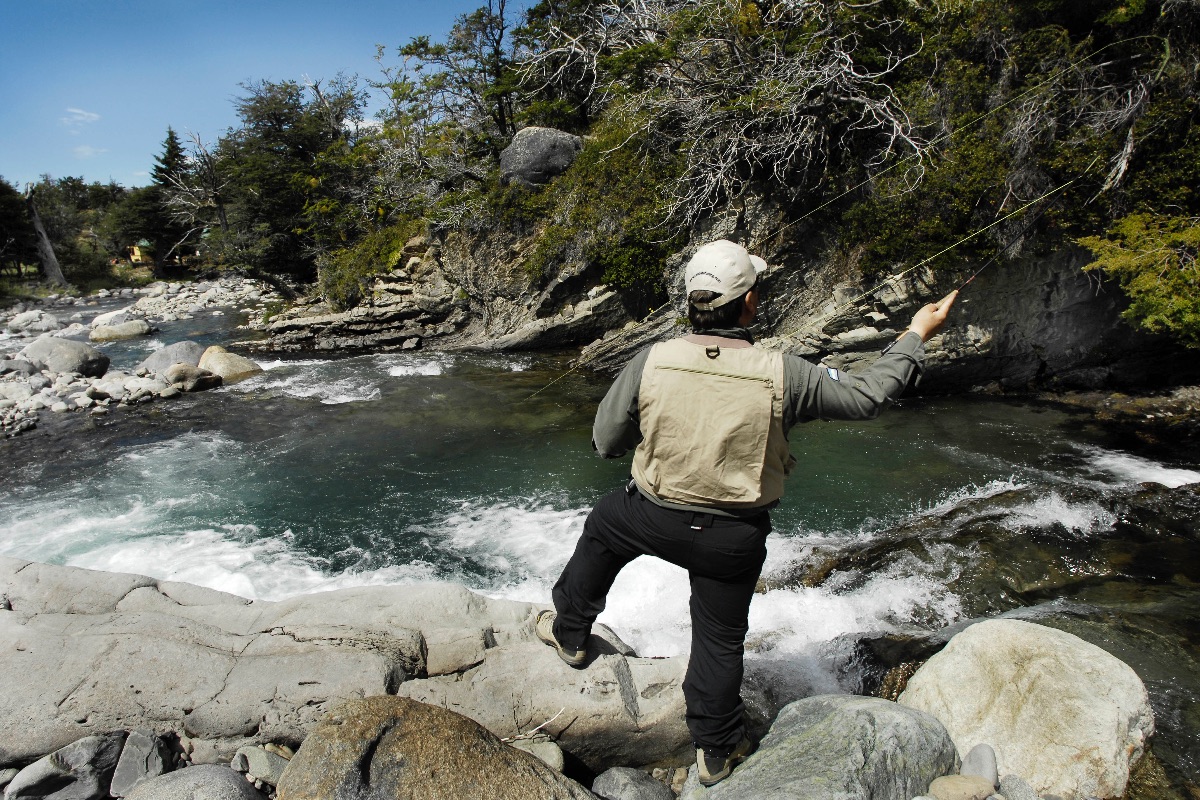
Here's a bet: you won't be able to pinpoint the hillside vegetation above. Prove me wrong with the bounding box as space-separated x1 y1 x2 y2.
3 0 1197 344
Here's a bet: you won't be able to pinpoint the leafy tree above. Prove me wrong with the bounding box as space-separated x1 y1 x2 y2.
398 0 519 157
202 76 367 277
1079 214 1200 346
0 177 37 276
21 175 126 284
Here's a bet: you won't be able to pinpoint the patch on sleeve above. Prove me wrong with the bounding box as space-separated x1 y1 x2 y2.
826 367 841 382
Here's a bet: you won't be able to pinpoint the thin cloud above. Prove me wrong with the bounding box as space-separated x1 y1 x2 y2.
62 107 101 128
73 145 108 159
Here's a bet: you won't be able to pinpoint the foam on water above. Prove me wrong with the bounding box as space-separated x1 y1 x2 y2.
1002 491 1116 535
76 527 441 601
1080 445 1200 488
226 362 383 404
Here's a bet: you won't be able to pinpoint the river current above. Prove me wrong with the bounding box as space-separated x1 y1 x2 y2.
1 307 1198 790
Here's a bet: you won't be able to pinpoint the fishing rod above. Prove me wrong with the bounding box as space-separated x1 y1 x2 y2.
524 36 1165 398
747 35 1167 253
781 156 1102 342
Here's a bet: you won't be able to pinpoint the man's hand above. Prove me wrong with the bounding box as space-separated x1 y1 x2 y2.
906 290 958 342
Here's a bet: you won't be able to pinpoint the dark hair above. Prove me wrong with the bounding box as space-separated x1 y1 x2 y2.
691 280 753 331
688 289 747 330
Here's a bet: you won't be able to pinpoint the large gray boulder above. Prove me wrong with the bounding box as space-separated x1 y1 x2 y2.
124 765 265 800
500 126 583 187
3 732 126 800
680 695 957 800
138 341 208 376
273 696 597 800
20 337 109 377
6 309 61 334
898 619 1154 800
90 319 152 342
198 346 263 384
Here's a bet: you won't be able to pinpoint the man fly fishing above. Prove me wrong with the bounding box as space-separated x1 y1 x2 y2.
536 239 957 786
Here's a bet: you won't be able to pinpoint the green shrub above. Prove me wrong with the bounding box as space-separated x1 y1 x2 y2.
318 218 423 310
1079 214 1200 347
517 111 685 303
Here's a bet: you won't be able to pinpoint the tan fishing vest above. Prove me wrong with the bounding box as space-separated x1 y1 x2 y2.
631 338 794 509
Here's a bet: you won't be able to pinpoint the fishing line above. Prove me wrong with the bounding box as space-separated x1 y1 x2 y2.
779 172 1088 342
523 36 1165 398
747 34 1167 252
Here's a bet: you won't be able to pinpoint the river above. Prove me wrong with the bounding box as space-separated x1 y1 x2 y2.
1 305 1197 792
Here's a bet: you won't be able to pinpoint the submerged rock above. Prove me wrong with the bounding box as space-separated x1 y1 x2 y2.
273 696 597 800
899 618 1154 799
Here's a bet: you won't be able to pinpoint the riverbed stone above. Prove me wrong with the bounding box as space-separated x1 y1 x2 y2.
90 319 152 342
198 346 263 384
20 337 110 377
509 736 565 772
898 618 1154 800
3 731 126 800
6 309 60 334
0 560 674 772
0 359 38 376
164 363 223 392
927 774 995 800
138 341 208 375
998 773 1039 800
679 695 957 800
961 743 998 788
232 746 288 787
90 307 134 328
273 696 597 800
124 764 266 800
591 767 674 800
110 729 173 797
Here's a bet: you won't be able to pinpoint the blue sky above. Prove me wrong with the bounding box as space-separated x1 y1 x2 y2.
0 1 499 189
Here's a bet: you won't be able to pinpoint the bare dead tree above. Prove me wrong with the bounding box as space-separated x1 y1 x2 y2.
162 132 230 236
521 0 932 226
24 187 68 287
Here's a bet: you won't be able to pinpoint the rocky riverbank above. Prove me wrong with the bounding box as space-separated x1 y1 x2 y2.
0 557 1167 800
0 277 280 437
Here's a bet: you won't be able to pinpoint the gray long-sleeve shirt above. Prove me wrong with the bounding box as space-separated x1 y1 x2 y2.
592 329 925 460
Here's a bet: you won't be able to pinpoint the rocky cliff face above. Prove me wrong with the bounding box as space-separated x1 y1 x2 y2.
253 204 1198 392
252 228 635 354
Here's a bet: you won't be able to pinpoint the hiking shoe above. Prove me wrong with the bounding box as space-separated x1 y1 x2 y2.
535 609 587 668
696 735 755 786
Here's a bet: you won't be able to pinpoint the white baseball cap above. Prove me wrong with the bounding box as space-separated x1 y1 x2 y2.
684 240 768 310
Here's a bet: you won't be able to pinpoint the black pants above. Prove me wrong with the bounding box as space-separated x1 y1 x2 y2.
551 485 770 754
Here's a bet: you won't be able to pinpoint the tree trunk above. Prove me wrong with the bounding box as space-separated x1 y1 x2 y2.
24 188 68 287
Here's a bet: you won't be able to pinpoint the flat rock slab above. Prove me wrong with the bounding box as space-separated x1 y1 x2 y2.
274 696 597 800
0 558 667 773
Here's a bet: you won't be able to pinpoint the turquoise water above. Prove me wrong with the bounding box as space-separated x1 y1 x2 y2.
1 337 1198 789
